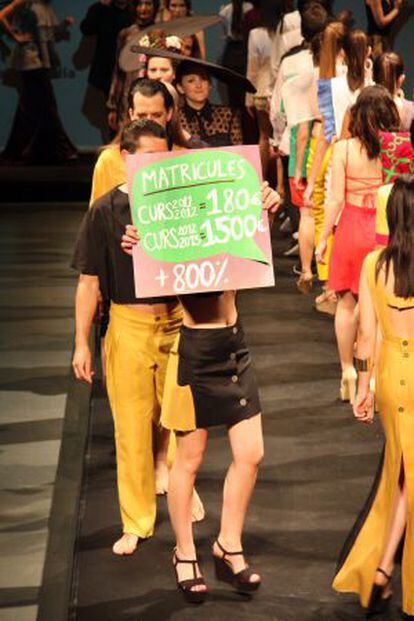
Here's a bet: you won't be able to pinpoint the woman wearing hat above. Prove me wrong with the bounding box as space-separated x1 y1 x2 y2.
176 60 242 147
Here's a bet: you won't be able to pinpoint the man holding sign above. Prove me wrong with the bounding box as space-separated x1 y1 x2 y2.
122 144 279 601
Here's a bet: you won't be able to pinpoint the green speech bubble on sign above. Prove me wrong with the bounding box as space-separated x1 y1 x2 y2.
131 149 268 265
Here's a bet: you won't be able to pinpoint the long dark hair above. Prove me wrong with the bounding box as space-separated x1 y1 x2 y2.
231 0 244 40
259 0 294 33
376 174 414 298
344 29 369 92
349 85 400 159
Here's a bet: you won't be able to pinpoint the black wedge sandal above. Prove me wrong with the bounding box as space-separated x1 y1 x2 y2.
173 550 208 604
366 567 393 617
213 540 261 594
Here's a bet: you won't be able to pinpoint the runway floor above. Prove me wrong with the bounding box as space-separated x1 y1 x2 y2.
69 233 403 621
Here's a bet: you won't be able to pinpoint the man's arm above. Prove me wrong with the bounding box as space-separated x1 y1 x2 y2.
72 274 100 383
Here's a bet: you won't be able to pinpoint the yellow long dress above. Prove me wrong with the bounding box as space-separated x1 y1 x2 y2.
333 249 414 616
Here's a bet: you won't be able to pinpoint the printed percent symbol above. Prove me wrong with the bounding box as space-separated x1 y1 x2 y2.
215 258 229 285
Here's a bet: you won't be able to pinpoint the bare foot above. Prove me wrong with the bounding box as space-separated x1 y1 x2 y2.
212 540 261 585
155 461 169 496
191 488 205 523
112 533 138 555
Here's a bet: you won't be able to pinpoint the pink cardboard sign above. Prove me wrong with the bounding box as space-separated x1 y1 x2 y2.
126 145 275 297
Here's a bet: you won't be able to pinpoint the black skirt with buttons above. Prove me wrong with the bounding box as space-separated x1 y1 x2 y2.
177 321 262 429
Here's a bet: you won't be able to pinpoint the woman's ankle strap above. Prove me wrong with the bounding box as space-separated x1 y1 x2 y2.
216 539 243 557
376 567 392 581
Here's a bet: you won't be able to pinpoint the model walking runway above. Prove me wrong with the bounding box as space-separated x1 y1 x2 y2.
69 236 393 621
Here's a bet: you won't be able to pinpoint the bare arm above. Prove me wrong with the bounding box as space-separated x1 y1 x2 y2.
340 109 351 140
303 122 328 206
367 0 400 28
245 32 259 109
72 274 100 383
0 0 31 43
353 258 377 424
294 121 310 187
315 140 345 262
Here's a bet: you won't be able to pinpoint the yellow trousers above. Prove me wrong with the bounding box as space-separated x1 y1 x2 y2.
105 303 182 538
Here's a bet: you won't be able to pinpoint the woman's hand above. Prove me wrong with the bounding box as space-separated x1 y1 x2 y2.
294 173 306 192
14 31 32 43
315 238 327 264
353 390 374 425
107 111 118 131
302 183 314 208
261 181 281 214
121 224 140 256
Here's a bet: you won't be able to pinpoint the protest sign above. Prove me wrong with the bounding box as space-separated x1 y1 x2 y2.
126 145 275 297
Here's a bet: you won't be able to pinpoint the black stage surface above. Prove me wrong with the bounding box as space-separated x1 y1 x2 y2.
68 233 403 621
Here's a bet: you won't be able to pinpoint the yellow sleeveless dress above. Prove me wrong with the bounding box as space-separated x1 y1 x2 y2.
333 249 414 616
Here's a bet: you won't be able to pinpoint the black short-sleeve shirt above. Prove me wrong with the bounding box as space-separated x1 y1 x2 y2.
71 187 176 305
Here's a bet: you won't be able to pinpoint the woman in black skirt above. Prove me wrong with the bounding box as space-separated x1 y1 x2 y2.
122 183 281 604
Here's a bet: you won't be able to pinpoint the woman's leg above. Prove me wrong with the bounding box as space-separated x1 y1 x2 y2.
375 471 408 588
256 109 272 176
335 291 358 370
153 417 171 495
213 414 264 579
168 428 208 590
298 206 315 277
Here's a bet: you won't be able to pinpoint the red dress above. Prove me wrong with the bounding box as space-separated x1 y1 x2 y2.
328 143 382 295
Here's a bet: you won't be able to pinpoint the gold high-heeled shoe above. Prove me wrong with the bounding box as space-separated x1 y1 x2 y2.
340 367 357 404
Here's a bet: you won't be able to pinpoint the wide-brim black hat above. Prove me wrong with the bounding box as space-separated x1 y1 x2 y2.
138 15 224 39
119 44 256 93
